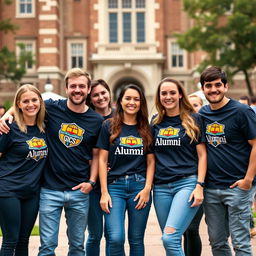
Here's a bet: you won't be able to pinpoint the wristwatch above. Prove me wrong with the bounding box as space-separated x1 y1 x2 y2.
88 180 96 189
197 181 205 188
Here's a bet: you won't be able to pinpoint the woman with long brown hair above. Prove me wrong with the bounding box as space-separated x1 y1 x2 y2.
151 78 207 256
97 84 155 256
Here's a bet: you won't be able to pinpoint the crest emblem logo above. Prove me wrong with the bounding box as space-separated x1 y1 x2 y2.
26 137 47 161
206 122 225 136
158 126 180 138
120 136 143 148
59 123 85 148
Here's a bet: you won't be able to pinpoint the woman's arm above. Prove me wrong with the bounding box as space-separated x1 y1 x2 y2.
0 106 14 134
134 153 155 210
99 148 112 213
190 143 207 207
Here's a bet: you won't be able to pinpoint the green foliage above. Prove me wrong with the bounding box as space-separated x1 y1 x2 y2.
176 0 256 95
0 225 40 236
0 0 34 82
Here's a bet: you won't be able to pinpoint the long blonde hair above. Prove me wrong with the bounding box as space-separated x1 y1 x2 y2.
152 78 200 143
13 84 46 133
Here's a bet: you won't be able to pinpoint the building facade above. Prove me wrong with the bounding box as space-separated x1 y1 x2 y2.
0 0 254 112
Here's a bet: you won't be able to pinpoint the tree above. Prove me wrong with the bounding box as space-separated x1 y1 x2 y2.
176 0 256 96
0 0 33 82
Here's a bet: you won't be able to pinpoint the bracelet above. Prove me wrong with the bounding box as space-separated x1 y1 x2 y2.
88 180 96 189
197 181 205 188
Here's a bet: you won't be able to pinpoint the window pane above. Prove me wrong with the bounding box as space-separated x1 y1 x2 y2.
122 0 131 8
27 4 32 13
172 56 177 67
178 55 183 67
108 0 118 8
72 57 76 68
136 12 145 42
71 43 83 68
78 56 83 68
171 42 184 67
20 3 25 13
109 13 118 43
136 0 145 8
123 13 131 42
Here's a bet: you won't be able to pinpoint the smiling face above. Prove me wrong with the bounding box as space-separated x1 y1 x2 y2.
18 90 41 122
120 88 141 117
202 78 228 105
65 75 91 106
90 84 110 112
159 82 182 116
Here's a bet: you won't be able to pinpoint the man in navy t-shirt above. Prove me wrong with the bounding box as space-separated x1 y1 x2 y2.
199 66 256 256
37 68 103 256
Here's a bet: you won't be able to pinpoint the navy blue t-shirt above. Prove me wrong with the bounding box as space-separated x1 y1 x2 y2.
42 99 103 191
152 114 204 185
96 120 150 184
0 122 48 198
200 99 256 189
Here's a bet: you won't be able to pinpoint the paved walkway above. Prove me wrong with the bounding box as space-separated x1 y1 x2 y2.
20 208 256 255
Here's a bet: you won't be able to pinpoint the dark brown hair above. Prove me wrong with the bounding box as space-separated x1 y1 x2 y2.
200 66 227 88
110 84 152 151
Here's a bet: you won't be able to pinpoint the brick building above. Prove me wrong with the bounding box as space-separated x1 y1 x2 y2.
0 0 255 111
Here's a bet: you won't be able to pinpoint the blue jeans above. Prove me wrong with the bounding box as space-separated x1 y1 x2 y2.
86 188 109 256
153 175 199 256
0 195 39 256
204 186 254 256
104 174 152 256
38 187 89 256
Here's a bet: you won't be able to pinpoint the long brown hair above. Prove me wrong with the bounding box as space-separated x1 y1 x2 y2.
153 78 200 143
13 84 46 133
110 84 152 151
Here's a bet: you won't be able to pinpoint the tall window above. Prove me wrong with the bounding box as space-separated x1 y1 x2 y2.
16 0 35 17
71 43 84 68
16 41 35 71
108 0 145 43
171 42 184 68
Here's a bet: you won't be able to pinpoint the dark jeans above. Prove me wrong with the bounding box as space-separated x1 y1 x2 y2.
183 205 203 256
0 195 39 256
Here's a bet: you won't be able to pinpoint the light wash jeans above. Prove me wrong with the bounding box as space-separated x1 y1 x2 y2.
38 187 89 256
104 173 152 256
153 175 199 256
86 188 109 256
204 186 255 256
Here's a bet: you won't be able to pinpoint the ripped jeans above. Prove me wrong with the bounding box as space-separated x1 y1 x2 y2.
204 187 254 256
153 175 199 256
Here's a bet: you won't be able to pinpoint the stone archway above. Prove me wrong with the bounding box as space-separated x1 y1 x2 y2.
113 77 144 101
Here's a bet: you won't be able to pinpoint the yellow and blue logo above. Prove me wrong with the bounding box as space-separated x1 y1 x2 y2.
59 123 85 148
26 137 47 150
120 136 143 148
206 122 225 136
26 137 47 161
158 126 180 138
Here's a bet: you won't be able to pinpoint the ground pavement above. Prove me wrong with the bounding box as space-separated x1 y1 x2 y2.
1 207 254 256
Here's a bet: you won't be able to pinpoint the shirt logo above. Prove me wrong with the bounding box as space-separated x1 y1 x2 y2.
26 137 48 161
158 126 180 138
120 136 143 148
59 123 85 148
115 135 144 155
206 122 225 136
206 122 227 147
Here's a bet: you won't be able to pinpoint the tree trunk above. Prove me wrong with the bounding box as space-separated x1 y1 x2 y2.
243 70 254 96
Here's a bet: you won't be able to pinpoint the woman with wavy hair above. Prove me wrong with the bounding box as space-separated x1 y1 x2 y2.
0 84 48 256
97 84 155 256
151 78 207 256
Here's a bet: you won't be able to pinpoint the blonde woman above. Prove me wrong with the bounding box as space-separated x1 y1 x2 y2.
151 78 207 256
0 84 47 255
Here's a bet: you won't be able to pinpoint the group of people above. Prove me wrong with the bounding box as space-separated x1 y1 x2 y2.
0 66 255 256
